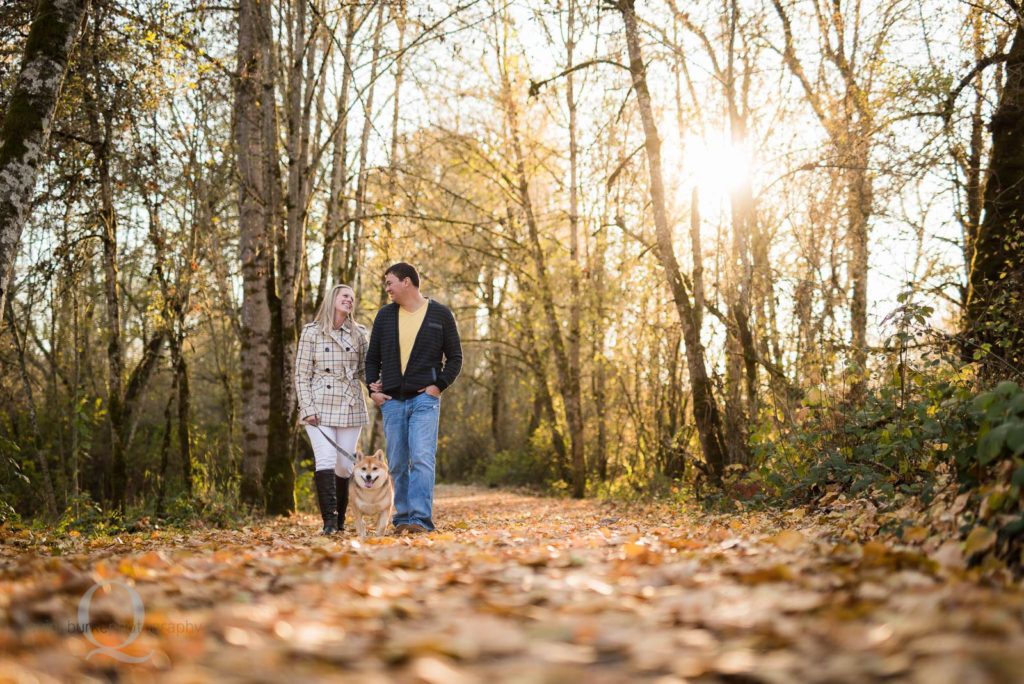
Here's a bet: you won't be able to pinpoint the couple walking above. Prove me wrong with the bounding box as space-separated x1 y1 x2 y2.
294 262 463 535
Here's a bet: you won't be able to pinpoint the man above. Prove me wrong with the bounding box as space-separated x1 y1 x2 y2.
365 262 462 534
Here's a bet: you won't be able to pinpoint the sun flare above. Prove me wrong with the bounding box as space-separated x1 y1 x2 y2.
681 130 754 197
660 128 755 204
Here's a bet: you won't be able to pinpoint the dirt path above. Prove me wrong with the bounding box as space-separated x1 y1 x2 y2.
2 485 1023 683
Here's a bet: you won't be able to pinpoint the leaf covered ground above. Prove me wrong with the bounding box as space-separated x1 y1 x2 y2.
2 485 1023 683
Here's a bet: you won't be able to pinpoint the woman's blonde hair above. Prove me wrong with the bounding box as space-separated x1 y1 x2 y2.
314 284 358 334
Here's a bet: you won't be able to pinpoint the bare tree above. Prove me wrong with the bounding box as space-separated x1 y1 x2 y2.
493 9 587 497
616 0 728 482
770 0 908 399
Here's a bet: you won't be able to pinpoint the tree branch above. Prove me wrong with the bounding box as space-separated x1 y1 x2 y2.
944 52 1011 120
529 58 629 97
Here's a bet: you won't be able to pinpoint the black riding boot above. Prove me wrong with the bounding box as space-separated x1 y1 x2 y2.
314 470 338 535
336 475 349 532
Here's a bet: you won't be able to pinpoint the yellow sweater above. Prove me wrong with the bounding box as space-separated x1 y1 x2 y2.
398 301 429 374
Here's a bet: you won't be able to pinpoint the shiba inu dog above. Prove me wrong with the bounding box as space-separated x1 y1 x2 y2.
348 449 394 537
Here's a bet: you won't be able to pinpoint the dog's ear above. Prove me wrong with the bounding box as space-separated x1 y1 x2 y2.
374 448 386 463
355 450 365 459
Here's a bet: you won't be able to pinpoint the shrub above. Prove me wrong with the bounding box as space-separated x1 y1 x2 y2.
965 382 1024 559
483 448 553 488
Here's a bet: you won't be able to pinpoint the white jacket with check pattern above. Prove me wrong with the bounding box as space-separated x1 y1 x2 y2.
294 318 369 427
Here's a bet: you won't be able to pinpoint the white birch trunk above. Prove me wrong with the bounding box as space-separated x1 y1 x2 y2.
0 0 87 324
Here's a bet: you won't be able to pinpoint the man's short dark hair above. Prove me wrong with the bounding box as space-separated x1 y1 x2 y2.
384 262 419 288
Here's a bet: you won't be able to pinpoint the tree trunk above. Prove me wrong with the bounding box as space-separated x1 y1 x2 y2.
617 0 727 482
505 88 583 496
689 187 704 334
258 0 294 517
70 280 81 505
514 273 571 480
966 25 1024 374
82 12 128 508
281 0 309 423
564 0 586 497
591 212 609 481
344 2 386 290
176 349 193 497
235 0 273 508
495 17 585 496
483 264 508 452
960 7 987 306
843 159 871 402
264 284 295 514
382 4 406 260
321 3 357 307
0 0 87 322
154 382 176 517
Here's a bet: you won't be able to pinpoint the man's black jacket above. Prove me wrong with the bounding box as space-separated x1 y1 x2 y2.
365 300 462 398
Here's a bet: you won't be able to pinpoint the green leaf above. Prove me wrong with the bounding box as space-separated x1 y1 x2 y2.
972 391 996 412
1012 466 1024 488
986 400 1008 422
1009 393 1024 416
1008 424 1024 456
996 381 1021 397
978 423 1011 465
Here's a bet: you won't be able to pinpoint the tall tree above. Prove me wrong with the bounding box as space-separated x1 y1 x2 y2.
494 11 587 497
343 1 386 290
616 0 728 482
0 0 88 324
660 0 761 463
76 7 168 510
564 0 587 497
235 0 273 508
771 0 906 399
965 12 1024 374
321 2 358 306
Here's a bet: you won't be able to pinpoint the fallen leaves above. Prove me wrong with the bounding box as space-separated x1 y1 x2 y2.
766 529 809 551
2 484 1024 682
964 526 998 557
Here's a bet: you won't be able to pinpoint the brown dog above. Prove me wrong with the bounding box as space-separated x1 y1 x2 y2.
348 449 394 537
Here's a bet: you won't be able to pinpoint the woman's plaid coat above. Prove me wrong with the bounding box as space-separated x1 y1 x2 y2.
294 318 369 427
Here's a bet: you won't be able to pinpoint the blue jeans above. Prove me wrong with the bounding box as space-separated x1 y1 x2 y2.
380 392 440 530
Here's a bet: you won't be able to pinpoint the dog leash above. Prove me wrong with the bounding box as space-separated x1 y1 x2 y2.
310 424 356 473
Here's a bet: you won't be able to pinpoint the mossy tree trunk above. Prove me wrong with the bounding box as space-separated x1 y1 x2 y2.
0 0 88 324
966 26 1024 375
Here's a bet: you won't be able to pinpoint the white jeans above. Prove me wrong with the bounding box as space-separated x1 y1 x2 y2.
305 424 361 477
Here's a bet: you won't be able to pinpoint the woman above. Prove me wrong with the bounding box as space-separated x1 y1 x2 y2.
295 284 369 534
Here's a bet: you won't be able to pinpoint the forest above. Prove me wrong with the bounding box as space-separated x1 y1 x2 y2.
2 0 1024 679
2 0 1023 548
